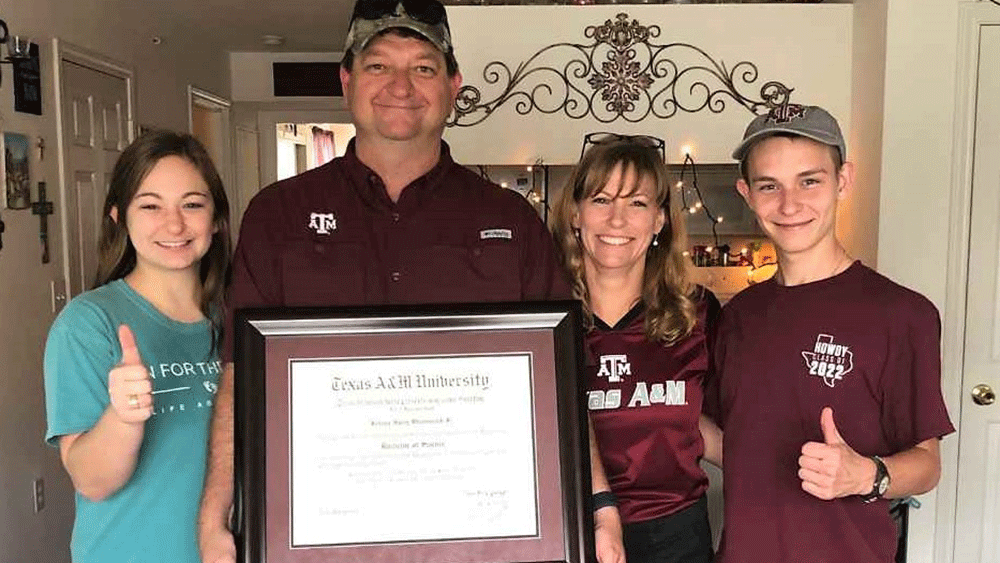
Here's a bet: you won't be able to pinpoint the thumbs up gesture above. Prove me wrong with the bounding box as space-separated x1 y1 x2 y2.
798 407 873 500
108 325 153 424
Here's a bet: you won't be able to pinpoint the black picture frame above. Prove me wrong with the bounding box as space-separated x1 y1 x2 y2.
13 43 41 116
234 301 592 563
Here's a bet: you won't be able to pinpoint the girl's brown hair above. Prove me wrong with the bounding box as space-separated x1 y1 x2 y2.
94 129 232 351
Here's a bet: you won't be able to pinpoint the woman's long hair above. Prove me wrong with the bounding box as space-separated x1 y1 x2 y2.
94 129 232 352
552 138 696 343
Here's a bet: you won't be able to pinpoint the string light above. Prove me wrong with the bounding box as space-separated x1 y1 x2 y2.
678 152 722 248
473 161 549 223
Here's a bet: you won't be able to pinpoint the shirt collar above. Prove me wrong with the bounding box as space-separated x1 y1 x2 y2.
343 138 455 210
593 301 646 332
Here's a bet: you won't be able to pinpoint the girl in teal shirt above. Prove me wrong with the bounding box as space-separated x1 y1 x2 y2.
44 130 231 562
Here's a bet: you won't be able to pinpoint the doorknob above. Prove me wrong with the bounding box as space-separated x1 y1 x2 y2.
972 384 995 406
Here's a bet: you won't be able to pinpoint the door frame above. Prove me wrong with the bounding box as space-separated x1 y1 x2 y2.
51 38 136 296
256 103 351 186
937 5 1000 562
188 85 233 191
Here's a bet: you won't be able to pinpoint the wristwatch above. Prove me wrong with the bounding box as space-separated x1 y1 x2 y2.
861 455 890 503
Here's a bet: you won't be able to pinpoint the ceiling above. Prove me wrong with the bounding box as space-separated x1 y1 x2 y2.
117 0 850 54
119 0 356 53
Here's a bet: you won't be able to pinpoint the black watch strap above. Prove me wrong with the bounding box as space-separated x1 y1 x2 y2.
861 455 890 503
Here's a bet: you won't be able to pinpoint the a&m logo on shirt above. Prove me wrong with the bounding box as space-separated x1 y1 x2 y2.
801 334 854 388
308 212 337 235
597 354 631 383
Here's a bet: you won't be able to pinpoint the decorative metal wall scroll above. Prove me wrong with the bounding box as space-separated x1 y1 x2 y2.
448 13 795 127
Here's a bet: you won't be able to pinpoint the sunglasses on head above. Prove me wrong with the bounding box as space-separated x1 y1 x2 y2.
352 0 447 26
580 132 666 161
578 132 670 210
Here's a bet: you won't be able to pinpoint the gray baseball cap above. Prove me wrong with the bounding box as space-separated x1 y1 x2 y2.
345 0 453 55
732 104 846 163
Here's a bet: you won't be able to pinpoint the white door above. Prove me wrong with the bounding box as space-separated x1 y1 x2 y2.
60 59 130 297
953 22 1000 563
232 125 260 236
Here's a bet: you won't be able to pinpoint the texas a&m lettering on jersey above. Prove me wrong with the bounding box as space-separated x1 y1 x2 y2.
589 352 687 410
801 333 854 388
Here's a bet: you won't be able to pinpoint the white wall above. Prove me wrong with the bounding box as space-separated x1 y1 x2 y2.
445 5 853 165
0 3 229 562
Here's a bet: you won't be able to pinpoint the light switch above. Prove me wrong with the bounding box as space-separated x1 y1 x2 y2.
51 279 67 313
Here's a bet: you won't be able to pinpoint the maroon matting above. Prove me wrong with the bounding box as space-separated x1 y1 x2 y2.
235 302 590 563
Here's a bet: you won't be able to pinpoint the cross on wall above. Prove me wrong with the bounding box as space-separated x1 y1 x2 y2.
31 181 53 263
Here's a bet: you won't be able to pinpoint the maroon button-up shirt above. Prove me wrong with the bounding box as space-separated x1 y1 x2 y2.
222 140 570 361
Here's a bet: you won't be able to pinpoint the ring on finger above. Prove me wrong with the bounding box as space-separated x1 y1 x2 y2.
128 394 139 408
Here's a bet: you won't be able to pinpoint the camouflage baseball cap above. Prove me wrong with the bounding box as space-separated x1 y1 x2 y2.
345 0 453 54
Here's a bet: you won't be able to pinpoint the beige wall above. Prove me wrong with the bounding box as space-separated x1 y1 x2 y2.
445 5 853 165
0 2 229 562
230 51 342 102
844 0 888 268
875 0 963 561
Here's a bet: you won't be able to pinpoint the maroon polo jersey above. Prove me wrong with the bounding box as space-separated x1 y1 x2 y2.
586 289 720 524
222 140 570 361
705 262 954 563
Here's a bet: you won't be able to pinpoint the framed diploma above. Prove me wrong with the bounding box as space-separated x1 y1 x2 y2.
234 301 592 563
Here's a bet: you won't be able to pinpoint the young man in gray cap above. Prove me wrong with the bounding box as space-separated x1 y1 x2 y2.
704 104 954 563
197 2 570 561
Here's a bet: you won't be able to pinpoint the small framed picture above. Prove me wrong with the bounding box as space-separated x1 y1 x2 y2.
2 132 32 209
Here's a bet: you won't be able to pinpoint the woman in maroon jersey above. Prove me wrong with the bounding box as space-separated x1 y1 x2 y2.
552 135 722 563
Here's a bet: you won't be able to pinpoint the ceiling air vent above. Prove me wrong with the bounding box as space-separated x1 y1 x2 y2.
272 62 343 97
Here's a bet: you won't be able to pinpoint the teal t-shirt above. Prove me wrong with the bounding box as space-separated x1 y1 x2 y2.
44 279 220 563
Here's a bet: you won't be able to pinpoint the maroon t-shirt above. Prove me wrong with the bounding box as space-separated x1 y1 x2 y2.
222 140 570 361
705 262 954 563
587 289 720 524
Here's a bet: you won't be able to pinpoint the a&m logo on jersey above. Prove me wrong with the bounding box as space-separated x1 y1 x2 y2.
308 212 337 235
801 334 854 388
596 354 631 383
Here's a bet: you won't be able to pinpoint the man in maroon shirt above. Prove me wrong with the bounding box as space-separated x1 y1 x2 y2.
197 2 569 561
706 104 954 563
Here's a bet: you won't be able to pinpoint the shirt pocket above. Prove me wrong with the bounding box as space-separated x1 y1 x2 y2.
280 239 368 306
404 239 522 302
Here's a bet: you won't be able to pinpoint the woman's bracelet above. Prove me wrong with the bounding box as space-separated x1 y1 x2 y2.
592 490 618 512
